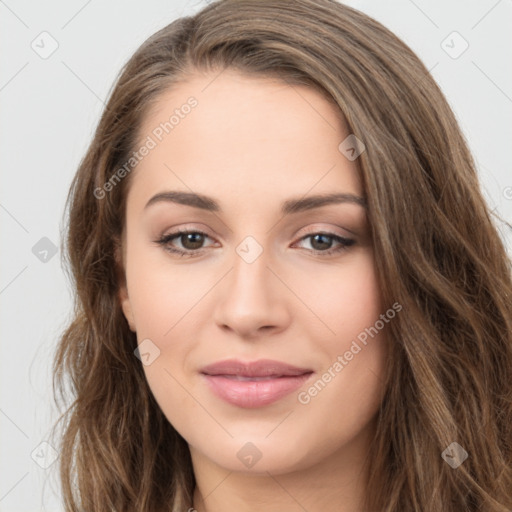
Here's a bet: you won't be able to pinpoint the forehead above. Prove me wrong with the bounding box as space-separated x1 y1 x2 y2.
128 69 362 215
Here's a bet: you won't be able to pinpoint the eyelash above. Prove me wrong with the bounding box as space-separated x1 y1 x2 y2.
154 229 355 258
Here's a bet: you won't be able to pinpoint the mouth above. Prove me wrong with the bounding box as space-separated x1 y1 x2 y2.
200 359 314 408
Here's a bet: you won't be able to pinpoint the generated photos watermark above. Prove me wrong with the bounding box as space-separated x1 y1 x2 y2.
298 301 402 405
93 96 198 200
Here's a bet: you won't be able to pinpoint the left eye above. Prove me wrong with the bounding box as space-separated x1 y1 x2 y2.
155 230 355 257
294 232 355 254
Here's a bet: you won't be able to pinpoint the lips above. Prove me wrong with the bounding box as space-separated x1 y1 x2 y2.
200 359 314 408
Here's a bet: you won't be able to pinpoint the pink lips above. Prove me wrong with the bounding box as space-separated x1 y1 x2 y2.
200 359 314 408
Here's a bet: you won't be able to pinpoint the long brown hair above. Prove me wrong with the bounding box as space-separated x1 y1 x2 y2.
50 0 512 510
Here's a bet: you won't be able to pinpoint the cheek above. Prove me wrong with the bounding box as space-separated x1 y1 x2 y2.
294 251 388 417
125 250 212 426
125 243 214 338
297 250 382 345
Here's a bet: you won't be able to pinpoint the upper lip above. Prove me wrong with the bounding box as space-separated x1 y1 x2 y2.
200 359 313 378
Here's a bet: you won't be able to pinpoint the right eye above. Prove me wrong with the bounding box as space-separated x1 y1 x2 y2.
155 230 216 257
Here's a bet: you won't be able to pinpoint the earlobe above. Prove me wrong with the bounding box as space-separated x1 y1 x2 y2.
119 287 137 333
114 240 137 333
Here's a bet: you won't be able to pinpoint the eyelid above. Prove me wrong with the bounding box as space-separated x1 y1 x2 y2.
294 223 354 239
160 223 215 238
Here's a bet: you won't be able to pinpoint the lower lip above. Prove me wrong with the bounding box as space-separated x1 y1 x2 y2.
202 373 313 408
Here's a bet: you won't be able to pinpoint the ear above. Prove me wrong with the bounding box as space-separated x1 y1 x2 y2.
114 239 136 333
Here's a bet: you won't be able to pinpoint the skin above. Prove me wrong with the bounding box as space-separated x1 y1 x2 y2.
117 69 390 512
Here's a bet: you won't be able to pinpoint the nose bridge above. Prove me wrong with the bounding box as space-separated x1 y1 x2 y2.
212 232 289 336
230 233 273 302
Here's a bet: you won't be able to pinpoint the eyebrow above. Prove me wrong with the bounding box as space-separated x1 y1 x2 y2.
144 190 367 215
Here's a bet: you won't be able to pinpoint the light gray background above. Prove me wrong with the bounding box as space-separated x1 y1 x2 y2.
1 0 511 510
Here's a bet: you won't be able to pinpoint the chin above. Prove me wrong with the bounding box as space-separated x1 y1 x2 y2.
189 431 331 475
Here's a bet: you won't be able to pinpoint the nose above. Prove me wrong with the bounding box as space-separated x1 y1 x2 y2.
212 243 291 339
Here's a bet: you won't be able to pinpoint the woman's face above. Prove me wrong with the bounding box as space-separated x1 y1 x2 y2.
118 69 389 475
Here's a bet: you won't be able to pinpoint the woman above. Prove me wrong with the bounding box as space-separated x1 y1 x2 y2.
51 0 512 510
